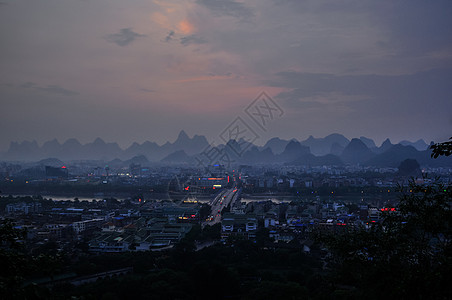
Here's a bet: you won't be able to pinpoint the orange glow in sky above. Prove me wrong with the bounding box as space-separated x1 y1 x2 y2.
178 19 194 34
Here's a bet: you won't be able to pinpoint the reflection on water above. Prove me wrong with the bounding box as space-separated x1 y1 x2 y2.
240 198 293 204
10 195 124 202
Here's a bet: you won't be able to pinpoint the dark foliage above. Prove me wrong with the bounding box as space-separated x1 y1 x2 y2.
397 158 421 176
318 179 451 299
431 137 452 158
0 219 63 299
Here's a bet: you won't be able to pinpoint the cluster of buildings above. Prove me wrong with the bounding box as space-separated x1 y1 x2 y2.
238 164 452 192
89 220 193 252
2 197 201 253
1 159 448 256
2 160 451 201
218 193 394 253
3 189 391 256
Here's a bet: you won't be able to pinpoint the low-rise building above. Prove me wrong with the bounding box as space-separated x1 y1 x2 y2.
72 218 104 234
221 213 258 240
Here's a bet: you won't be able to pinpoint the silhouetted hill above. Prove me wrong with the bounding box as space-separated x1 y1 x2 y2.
359 136 377 150
59 138 83 159
341 138 375 164
365 144 421 167
83 138 123 161
3 131 209 161
398 159 422 177
35 158 65 167
423 153 452 167
159 130 209 156
168 130 209 155
41 139 61 157
124 141 162 161
107 158 124 168
222 139 244 160
2 132 450 167
365 144 452 167
6 140 40 161
161 150 191 163
330 142 344 156
237 138 256 154
14 166 47 179
376 138 393 154
300 133 349 156
399 139 429 151
277 140 311 162
125 155 150 166
241 147 275 164
262 137 293 154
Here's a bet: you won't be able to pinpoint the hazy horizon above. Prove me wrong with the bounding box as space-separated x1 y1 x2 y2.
1 0 451 152
0 130 436 153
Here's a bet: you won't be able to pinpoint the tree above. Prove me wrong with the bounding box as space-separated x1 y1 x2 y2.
0 219 64 299
397 158 421 176
199 203 211 221
430 137 452 158
318 179 451 299
0 220 29 298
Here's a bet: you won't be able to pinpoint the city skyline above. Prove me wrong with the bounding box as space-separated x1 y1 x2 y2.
1 0 452 151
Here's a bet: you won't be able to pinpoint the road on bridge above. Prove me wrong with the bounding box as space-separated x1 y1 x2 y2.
202 187 239 226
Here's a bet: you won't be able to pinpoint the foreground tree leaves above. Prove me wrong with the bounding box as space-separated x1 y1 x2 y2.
318 179 451 299
430 137 452 158
0 219 63 299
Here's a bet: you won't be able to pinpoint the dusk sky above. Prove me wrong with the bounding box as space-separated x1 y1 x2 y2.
1 0 452 151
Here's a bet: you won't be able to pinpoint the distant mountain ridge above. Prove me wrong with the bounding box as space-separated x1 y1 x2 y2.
399 139 429 151
2 131 209 162
1 132 447 168
341 138 375 165
300 133 350 156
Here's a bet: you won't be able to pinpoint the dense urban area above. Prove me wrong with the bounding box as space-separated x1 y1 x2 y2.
1 135 451 299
